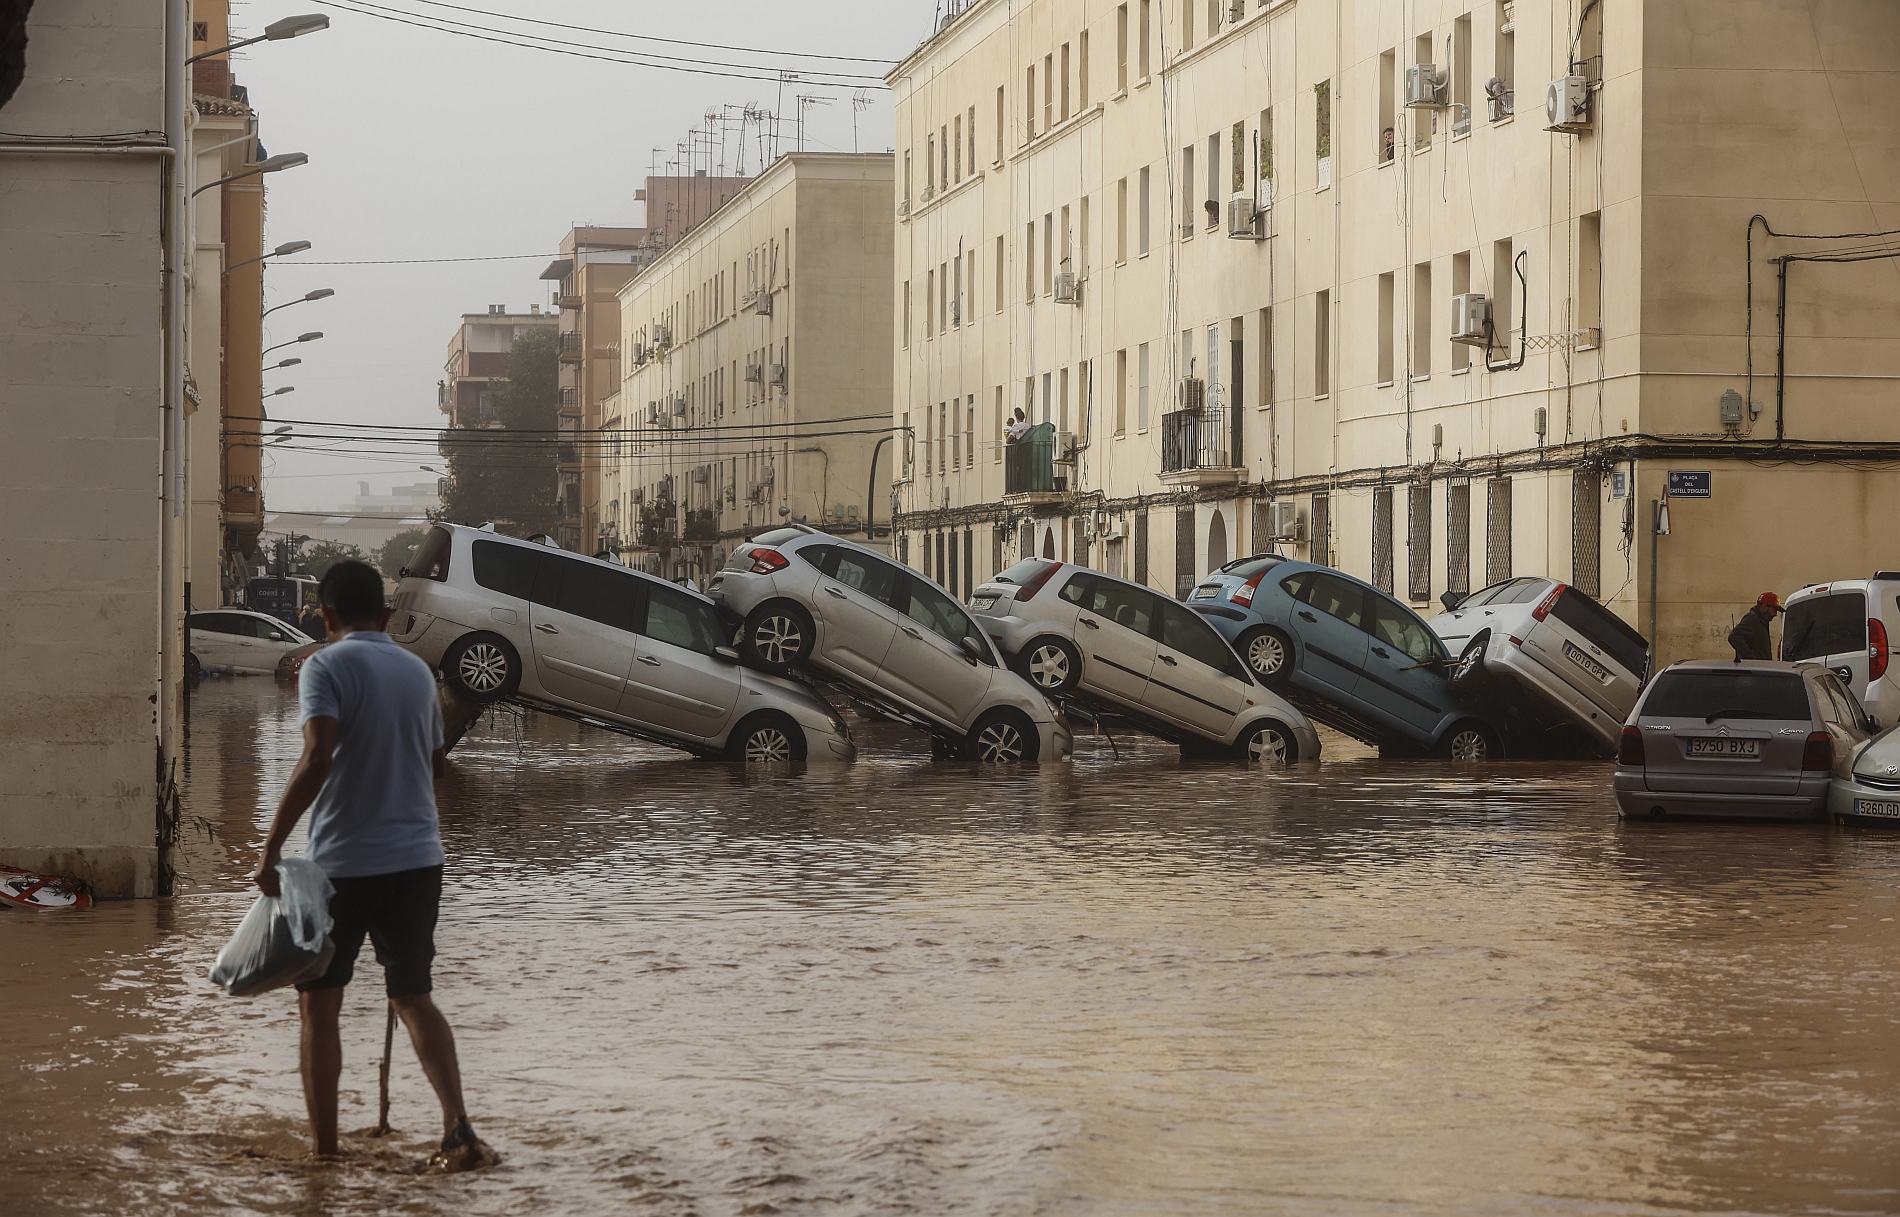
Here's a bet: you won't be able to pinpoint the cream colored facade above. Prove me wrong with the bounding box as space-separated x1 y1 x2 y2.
607 153 895 581
547 229 648 553
891 0 1900 668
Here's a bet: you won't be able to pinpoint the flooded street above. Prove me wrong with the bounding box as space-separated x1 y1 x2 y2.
6 680 1900 1214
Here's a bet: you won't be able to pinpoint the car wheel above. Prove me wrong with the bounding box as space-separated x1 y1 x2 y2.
728 711 807 762
1016 636 1081 695
1437 720 1501 761
441 633 521 703
744 602 814 672
1449 634 1491 696
1233 720 1298 763
1237 626 1295 688
966 708 1041 763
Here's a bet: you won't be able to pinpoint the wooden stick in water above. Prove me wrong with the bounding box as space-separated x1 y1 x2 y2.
373 1000 395 1136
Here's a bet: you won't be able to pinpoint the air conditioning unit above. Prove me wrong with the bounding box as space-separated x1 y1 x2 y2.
769 362 787 387
1406 63 1447 108
671 394 687 416
1267 499 1303 541
1177 377 1206 411
628 487 644 505
754 290 773 317
1450 293 1492 346
758 463 775 485
1054 431 1077 463
630 342 647 365
1227 0 1245 22
652 323 672 347
646 401 660 423
1053 271 1080 304
1227 195 1263 240
743 361 763 384
692 464 710 485
1545 75 1591 132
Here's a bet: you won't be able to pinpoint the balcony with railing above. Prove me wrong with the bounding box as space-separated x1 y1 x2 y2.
1003 422 1065 503
1159 407 1242 487
557 330 584 361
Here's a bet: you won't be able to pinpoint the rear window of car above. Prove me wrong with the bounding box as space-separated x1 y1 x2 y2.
1550 589 1649 678
995 558 1058 585
1782 591 1867 662
1220 555 1285 580
407 526 452 581
1456 578 1538 609
1642 671 1812 722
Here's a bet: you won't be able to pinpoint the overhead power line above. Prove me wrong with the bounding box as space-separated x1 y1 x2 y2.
403 0 897 64
297 252 555 265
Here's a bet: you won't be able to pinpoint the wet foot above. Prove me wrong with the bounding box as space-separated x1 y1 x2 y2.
424 1117 500 1174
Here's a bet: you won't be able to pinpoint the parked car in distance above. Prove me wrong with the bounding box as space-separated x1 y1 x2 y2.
1780 575 1900 726
1431 578 1650 758
389 524 855 763
1615 660 1873 820
188 609 316 674
709 527 1071 763
966 559 1321 762
1186 556 1508 759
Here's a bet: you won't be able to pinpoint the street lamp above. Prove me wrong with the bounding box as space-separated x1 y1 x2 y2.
263 287 334 318
268 386 295 400
270 357 302 370
263 331 322 356
187 14 330 64
225 239 311 276
193 151 308 199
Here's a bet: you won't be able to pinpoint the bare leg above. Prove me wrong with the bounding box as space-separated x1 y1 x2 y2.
391 993 466 1139
298 988 346 1155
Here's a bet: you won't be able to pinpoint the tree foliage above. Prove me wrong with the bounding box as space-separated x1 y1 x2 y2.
299 539 369 581
374 527 431 579
436 327 561 537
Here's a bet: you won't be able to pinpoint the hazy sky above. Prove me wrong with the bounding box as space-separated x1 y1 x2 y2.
240 0 924 512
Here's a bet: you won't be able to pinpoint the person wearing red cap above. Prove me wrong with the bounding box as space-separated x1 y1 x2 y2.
1728 591 1782 660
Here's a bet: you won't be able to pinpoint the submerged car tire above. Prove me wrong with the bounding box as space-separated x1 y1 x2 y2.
1016 636 1082 695
728 711 808 762
1437 720 1502 761
1236 626 1295 688
966 708 1041 763
1449 634 1491 697
441 632 521 703
743 602 815 672
1233 719 1299 764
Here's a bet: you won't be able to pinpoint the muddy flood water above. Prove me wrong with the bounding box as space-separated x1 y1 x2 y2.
7 679 1900 1214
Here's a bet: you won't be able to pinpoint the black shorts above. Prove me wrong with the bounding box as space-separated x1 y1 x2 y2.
296 865 442 998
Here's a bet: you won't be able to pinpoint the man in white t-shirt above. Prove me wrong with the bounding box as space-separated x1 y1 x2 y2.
252 560 494 1171
1005 407 1030 443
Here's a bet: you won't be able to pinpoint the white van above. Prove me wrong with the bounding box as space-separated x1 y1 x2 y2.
1780 575 1900 728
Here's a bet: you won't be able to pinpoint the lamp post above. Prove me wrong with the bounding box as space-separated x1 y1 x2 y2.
224 239 311 276
192 151 307 199
263 332 322 356
263 287 333 317
269 386 295 399
186 13 330 64
269 357 302 371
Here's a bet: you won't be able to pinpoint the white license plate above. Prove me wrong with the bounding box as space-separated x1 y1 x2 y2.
1688 737 1761 757
970 595 998 612
1562 641 1611 683
1855 799 1900 819
1190 586 1217 600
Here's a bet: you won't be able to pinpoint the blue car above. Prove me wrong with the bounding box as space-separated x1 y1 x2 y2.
1185 556 1510 759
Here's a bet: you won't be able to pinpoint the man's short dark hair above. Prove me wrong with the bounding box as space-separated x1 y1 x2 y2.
318 560 386 625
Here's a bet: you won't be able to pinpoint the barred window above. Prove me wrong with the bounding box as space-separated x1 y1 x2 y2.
1134 509 1150 585
1251 499 1272 553
1572 469 1602 597
1486 477 1513 585
1407 483 1431 602
1372 488 1395 594
1446 482 1471 595
1311 494 1331 567
1175 506 1197 599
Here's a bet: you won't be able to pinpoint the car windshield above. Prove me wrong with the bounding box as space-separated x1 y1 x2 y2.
994 558 1058 586
1782 592 1866 662
1220 555 1284 580
1642 671 1811 722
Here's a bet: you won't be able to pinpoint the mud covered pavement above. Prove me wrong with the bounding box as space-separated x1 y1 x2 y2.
5 680 1900 1214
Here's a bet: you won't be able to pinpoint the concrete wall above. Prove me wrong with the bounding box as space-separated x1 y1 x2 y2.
0 0 168 896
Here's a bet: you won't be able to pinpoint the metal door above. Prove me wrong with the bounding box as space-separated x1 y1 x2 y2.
811 547 902 683
1283 570 1370 698
1147 599 1248 738
1359 595 1454 741
619 582 744 740
1059 572 1157 707
880 574 996 730
526 555 642 712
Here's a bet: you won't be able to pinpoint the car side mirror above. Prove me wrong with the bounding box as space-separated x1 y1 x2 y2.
1867 715 1880 733
268 632 284 641
714 645 741 662
1440 590 1465 612
958 635 986 665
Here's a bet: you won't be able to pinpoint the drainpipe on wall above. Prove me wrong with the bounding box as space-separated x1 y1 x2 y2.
158 0 189 894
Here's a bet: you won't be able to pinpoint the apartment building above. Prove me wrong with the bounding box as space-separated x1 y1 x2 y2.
438 306 559 429
891 0 1900 666
606 153 894 582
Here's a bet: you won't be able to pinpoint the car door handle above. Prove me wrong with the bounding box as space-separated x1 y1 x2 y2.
637 655 662 667
825 587 847 598
1371 646 1390 659
1079 616 1099 628
535 623 559 634
1159 654 1177 666
1298 611 1317 623
901 626 922 639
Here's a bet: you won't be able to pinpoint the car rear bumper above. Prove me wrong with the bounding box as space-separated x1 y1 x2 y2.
1043 717 1074 762
708 569 775 615
1827 777 1900 823
1485 639 1624 753
392 615 470 668
1614 771 1828 819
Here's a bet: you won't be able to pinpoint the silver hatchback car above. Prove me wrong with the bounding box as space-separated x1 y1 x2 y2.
388 524 855 763
968 559 1323 763
709 527 1072 763
1614 660 1872 820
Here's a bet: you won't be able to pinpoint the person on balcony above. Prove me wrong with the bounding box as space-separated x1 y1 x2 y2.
1005 408 1030 444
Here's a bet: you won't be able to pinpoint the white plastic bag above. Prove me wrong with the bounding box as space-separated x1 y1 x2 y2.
208 858 337 997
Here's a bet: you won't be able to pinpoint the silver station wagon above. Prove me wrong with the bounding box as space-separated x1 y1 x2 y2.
389 524 856 763
1615 660 1872 820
